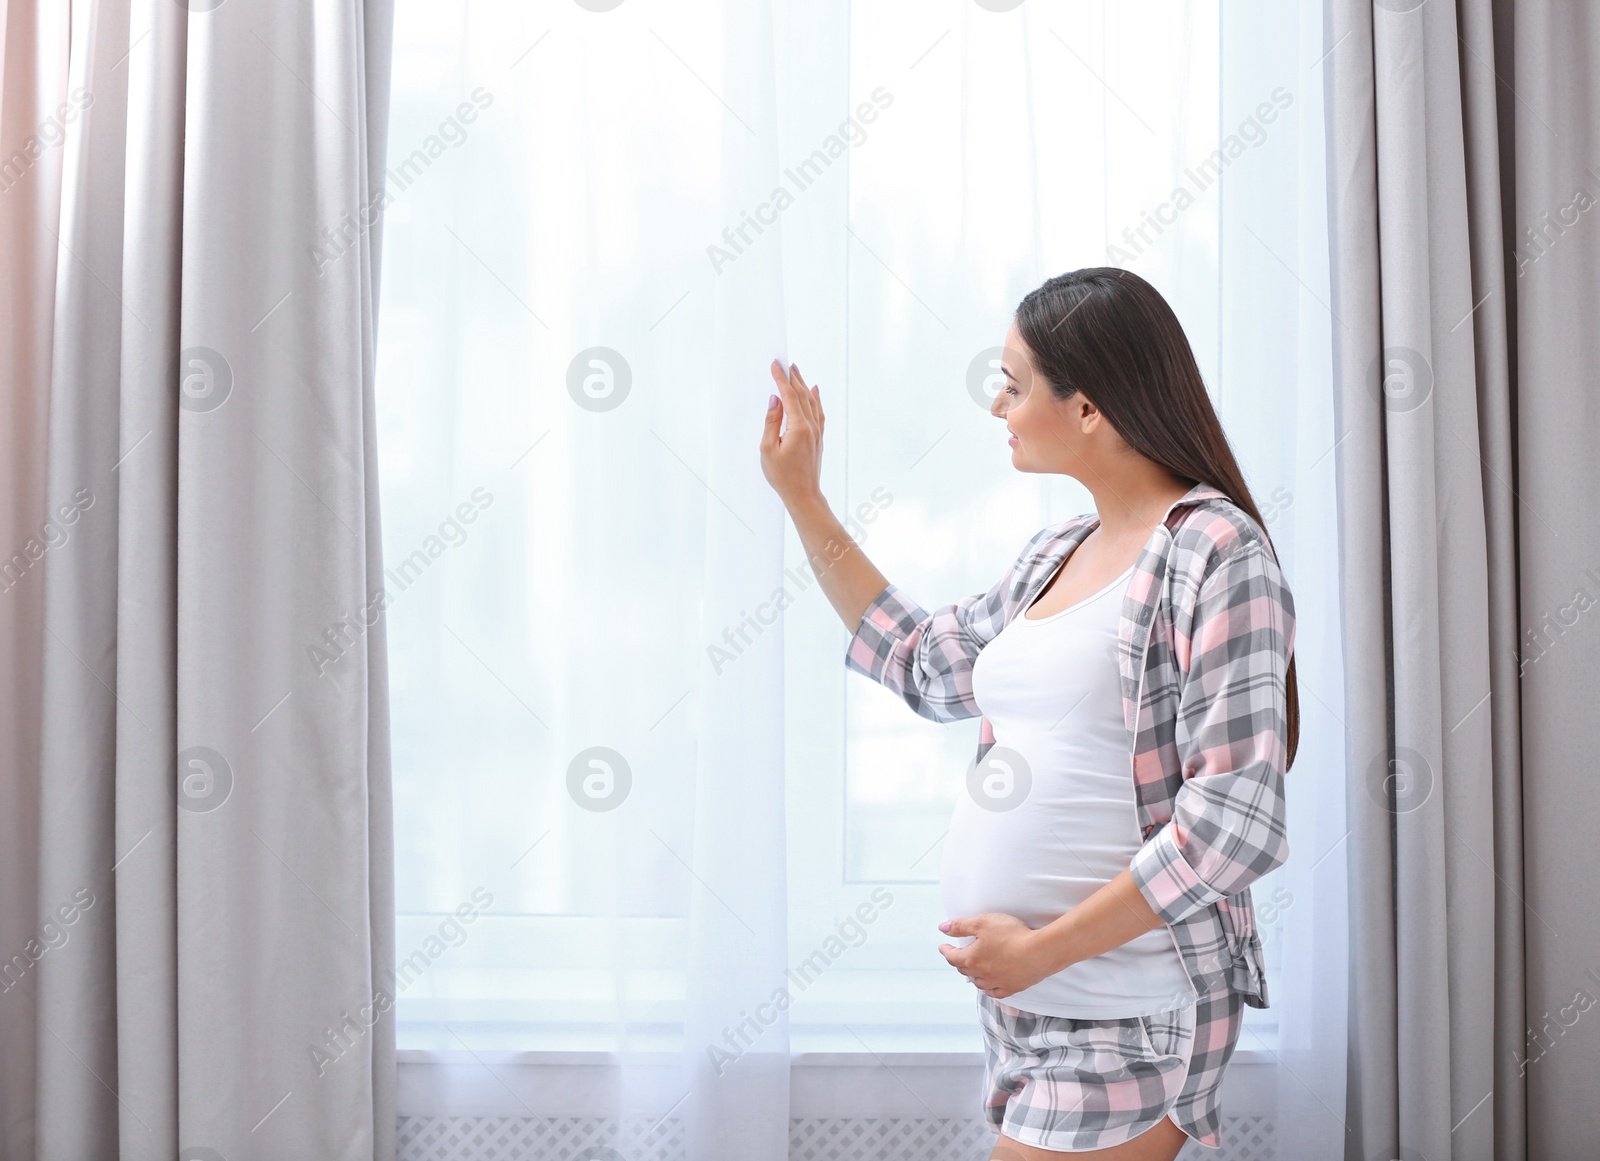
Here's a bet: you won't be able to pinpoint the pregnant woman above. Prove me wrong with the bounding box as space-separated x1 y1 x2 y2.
758 268 1297 1160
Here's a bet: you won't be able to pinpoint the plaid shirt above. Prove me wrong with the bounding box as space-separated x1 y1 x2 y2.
843 481 1294 1010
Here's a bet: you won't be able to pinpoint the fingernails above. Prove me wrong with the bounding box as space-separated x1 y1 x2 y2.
768 394 779 409
938 920 951 932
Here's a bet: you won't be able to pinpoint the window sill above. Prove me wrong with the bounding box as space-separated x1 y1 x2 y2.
394 1047 1277 1066
393 1048 993 1066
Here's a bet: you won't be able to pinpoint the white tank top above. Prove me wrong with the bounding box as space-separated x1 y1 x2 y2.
939 563 1196 1018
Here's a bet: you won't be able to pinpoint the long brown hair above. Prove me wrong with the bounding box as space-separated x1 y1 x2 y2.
1014 267 1300 769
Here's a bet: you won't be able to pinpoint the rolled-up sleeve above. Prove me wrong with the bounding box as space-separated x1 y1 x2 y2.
1130 535 1295 925
843 529 1050 724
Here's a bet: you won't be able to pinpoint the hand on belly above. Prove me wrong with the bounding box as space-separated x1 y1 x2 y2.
935 912 1058 1000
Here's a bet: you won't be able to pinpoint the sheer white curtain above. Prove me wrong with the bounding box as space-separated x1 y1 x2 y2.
1214 4 1349 1157
379 2 791 1157
377 1 1344 1158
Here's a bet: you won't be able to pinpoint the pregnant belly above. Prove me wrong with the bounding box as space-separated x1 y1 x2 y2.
938 793 1138 929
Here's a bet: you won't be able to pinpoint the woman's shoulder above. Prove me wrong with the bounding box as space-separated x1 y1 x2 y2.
1159 491 1293 621
1166 493 1293 629
1168 490 1273 564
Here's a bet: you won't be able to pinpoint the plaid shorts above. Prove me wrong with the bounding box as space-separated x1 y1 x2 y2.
977 986 1243 1152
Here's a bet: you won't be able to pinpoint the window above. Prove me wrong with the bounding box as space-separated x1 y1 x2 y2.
377 0 1340 1062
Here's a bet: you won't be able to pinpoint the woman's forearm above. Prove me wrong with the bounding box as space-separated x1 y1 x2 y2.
1028 866 1167 973
785 491 892 634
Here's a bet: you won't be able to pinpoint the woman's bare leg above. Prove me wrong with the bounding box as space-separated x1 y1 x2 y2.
987 1112 1189 1161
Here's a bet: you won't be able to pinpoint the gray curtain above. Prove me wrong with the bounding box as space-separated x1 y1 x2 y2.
1326 1 1600 1158
0 0 59 1151
1 1 396 1159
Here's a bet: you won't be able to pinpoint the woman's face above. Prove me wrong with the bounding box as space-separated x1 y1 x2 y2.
990 322 1104 475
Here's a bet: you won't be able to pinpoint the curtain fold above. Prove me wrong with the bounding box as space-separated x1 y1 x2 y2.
0 0 68 1155
680 0 793 1154
1327 0 1600 1157
1497 5 1600 1156
1454 4 1526 1159
36 0 137 1154
1 0 398 1158
623 0 793 1155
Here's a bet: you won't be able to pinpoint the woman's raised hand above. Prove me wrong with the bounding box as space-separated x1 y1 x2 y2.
756 358 891 631
759 359 825 508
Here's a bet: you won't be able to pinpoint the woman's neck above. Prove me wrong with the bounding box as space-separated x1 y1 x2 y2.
1083 469 1193 541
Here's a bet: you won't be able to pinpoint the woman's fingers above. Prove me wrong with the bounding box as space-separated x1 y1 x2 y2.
782 360 821 427
790 367 819 428
768 358 791 412
770 359 808 427
761 358 827 502
761 383 784 445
